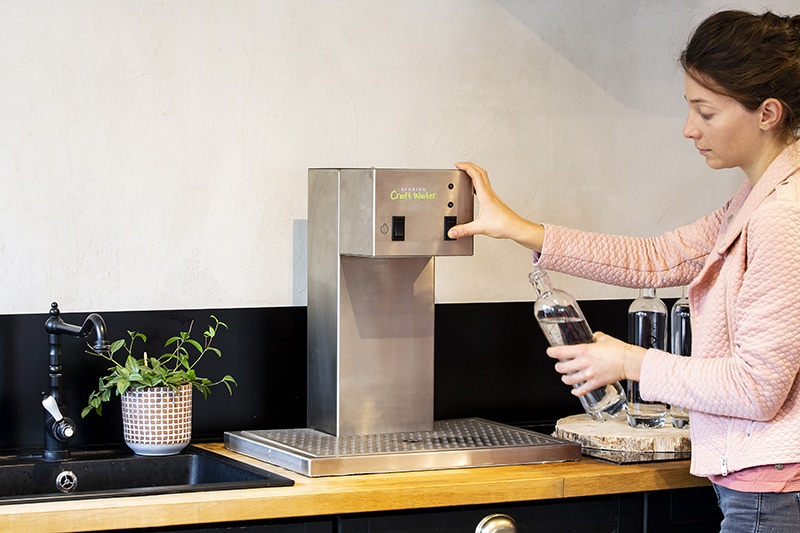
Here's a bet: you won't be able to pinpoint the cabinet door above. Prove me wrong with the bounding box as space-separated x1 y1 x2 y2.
337 488 721 533
151 518 333 533
338 496 632 533
645 487 722 533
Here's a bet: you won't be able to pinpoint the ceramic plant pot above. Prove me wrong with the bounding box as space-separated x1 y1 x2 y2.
121 384 192 456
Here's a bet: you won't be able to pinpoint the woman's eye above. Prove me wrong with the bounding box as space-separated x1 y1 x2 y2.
699 112 713 120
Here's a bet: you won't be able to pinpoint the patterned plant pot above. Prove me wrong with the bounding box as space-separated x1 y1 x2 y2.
121 384 192 456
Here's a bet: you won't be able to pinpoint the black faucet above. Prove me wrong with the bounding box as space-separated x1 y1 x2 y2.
42 302 111 462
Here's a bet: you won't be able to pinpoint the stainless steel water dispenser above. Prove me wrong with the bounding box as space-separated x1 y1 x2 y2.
307 167 474 436
224 168 581 476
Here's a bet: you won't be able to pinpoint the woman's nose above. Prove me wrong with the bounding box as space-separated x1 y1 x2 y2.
682 115 697 139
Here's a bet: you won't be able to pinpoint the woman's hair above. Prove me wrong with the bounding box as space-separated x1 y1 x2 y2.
680 10 800 142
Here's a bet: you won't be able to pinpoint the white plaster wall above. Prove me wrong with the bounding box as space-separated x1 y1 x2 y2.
1 0 794 313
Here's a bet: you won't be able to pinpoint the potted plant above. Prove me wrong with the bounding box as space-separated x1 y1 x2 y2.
82 315 237 456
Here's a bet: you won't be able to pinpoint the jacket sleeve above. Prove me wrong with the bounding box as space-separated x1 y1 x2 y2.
535 207 726 288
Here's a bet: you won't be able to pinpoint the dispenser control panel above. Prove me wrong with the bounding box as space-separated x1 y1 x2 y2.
336 168 474 257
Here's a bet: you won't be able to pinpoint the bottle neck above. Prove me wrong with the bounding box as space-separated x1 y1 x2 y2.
639 287 657 299
529 268 555 299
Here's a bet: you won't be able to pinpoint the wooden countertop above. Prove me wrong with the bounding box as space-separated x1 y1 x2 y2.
0 443 708 532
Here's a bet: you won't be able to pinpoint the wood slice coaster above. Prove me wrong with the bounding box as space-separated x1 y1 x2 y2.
554 414 691 453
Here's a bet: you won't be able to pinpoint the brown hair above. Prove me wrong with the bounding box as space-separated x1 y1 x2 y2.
680 10 800 142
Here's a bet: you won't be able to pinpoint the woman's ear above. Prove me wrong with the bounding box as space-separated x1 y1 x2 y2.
759 98 784 132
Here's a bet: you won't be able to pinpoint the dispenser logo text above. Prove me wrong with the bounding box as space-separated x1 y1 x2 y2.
390 187 437 201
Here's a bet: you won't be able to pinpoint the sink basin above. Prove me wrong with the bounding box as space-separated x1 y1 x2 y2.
0 445 293 505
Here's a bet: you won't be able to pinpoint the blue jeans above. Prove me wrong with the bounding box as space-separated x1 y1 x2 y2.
714 483 800 532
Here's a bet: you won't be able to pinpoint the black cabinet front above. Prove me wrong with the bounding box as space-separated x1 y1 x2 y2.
338 487 721 533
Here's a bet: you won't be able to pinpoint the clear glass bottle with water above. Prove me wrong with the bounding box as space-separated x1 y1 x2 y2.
529 267 627 422
669 287 691 428
627 288 668 428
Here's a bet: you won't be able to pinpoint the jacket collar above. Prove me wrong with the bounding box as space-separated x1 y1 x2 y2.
716 140 800 254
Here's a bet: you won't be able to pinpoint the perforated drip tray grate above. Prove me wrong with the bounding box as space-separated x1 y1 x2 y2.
224 418 581 477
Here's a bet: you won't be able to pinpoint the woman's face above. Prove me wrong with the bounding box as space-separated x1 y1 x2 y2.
682 73 769 180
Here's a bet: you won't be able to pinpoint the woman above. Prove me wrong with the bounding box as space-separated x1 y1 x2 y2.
448 10 800 532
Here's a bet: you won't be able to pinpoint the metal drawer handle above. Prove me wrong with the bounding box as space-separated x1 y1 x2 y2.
476 513 518 533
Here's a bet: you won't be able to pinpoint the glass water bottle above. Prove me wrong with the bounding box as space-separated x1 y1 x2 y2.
669 287 691 428
529 267 627 422
626 288 668 428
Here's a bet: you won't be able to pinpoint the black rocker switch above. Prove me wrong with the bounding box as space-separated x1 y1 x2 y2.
392 216 405 241
444 216 457 241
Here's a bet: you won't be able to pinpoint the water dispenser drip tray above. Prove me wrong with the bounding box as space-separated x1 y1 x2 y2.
224 418 581 477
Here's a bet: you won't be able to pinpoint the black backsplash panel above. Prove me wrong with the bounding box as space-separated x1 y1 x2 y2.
0 307 308 452
0 299 632 453
433 300 630 426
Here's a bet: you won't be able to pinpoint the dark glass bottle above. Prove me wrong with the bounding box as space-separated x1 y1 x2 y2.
529 267 627 422
669 287 691 428
627 288 667 428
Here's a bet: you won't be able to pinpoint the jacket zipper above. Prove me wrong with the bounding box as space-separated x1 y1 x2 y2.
721 260 736 476
721 417 732 476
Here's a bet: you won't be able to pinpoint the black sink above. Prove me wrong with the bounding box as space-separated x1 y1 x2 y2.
0 445 293 504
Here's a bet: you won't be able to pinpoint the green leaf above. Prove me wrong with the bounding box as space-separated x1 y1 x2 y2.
185 339 203 353
124 356 139 373
116 378 130 395
164 335 182 346
110 339 126 354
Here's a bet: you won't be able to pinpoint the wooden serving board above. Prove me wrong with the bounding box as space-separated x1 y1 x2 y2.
554 414 691 453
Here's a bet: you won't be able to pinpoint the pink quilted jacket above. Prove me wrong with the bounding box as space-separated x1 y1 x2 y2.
537 140 800 477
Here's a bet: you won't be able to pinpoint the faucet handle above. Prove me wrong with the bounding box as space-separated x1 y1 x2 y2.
42 395 65 421
42 395 76 441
